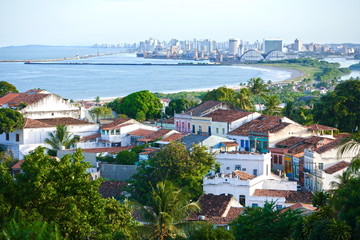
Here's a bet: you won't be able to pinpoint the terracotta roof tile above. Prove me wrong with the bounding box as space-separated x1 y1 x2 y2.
276 137 305 147
11 160 24 170
203 109 252 123
306 124 337 131
226 207 245 218
24 118 52 128
228 115 291 136
197 194 232 217
80 133 101 142
131 129 173 142
253 189 313 203
164 117 174 124
128 129 155 137
324 161 350 174
160 133 184 142
101 118 132 130
98 181 126 198
315 138 343 154
34 117 95 127
0 93 21 105
67 146 133 154
225 170 256 180
221 142 239 147
7 93 49 107
184 101 234 116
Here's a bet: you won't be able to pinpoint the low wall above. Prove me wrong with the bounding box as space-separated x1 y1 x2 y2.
100 164 137 181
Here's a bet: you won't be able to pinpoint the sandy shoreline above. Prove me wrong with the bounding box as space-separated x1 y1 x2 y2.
84 64 304 102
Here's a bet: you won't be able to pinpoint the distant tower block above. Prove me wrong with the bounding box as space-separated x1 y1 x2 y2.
294 38 303 52
229 38 240 56
264 39 283 54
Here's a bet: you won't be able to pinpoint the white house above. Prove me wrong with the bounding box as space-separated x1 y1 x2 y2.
0 117 99 159
0 89 82 119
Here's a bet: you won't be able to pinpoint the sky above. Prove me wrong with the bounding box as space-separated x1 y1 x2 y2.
0 0 359 47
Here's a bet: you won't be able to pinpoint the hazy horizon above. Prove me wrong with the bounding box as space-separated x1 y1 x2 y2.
1 0 359 47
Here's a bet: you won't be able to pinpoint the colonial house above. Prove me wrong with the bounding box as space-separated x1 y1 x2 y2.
0 89 82 119
303 134 354 191
321 161 350 191
190 194 244 229
228 115 310 153
0 117 99 159
174 101 235 134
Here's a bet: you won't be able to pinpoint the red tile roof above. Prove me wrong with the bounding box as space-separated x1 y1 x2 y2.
128 129 156 137
139 148 158 155
306 124 337 131
285 202 316 211
203 109 252 123
276 137 305 147
324 161 350 174
197 194 233 217
253 189 313 203
184 101 233 116
315 138 343 154
31 118 94 127
221 142 239 147
164 117 175 124
24 118 52 128
160 133 184 142
225 170 256 180
98 180 126 198
228 115 291 136
69 146 132 154
80 133 101 142
0 93 21 105
101 118 132 130
11 160 24 170
7 93 49 107
131 129 173 143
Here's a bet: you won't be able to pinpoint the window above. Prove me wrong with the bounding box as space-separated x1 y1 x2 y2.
176 121 179 130
181 122 185 131
16 134 19 142
318 163 323 170
216 128 219 134
222 128 225 134
241 140 245 148
252 203 258 207
276 205 283 210
239 195 245 206
208 126 211 136
116 129 120 135
253 169 258 176
188 122 190 131
198 125 202 134
278 156 283 164
6 133 9 141
273 155 278 164
263 141 268 151
235 165 241 170
192 125 195 133
226 167 230 170
242 168 247 171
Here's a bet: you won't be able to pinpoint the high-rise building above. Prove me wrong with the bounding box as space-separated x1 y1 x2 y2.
229 38 240 55
264 39 283 54
294 38 303 52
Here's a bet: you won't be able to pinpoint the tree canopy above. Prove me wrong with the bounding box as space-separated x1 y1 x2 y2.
165 98 198 116
0 81 18 97
89 106 113 123
202 87 236 102
0 108 24 134
313 79 360 132
0 147 136 239
107 90 162 121
44 125 76 152
129 141 217 205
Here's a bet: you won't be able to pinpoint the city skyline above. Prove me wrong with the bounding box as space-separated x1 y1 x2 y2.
1 0 359 47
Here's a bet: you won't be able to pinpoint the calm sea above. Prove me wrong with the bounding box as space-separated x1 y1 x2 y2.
0 46 358 100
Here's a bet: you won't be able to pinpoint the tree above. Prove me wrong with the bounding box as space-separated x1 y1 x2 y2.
44 125 76 152
165 98 197 116
187 222 235 240
202 87 236 102
0 147 136 239
264 95 281 115
0 108 24 134
313 79 360 132
247 78 268 113
129 142 217 205
108 90 162 121
135 180 200 240
116 150 138 165
0 81 18 97
230 88 253 111
89 106 113 123
230 201 302 240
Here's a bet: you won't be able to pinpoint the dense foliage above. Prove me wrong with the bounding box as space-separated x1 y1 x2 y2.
313 79 360 132
0 108 24 134
129 142 217 205
165 98 198 116
0 147 136 239
107 90 162 121
44 125 77 151
154 91 206 101
230 202 302 240
0 81 18 97
89 106 113 123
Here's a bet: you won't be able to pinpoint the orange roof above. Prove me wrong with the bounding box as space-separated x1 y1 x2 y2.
7 93 49 107
0 93 21 105
80 133 101 142
252 189 313 203
128 129 155 137
225 170 256 180
160 133 184 142
11 160 24 170
324 161 350 174
203 109 252 123
24 118 52 128
23 118 94 128
101 118 132 130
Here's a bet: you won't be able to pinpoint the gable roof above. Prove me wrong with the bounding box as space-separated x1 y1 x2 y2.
101 118 133 130
197 194 233 217
11 160 25 170
315 138 343 154
36 117 95 127
228 115 292 136
80 133 101 142
324 161 350 174
0 93 21 105
203 109 252 123
253 189 313 203
24 118 52 128
184 101 233 116
6 93 49 107
160 133 184 143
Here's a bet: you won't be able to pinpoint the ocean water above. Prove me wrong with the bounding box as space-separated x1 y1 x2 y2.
1 46 356 100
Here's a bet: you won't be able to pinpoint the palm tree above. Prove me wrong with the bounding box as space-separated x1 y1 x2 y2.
231 88 253 111
45 125 76 151
247 77 268 113
337 133 360 174
136 180 200 240
264 95 281 115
